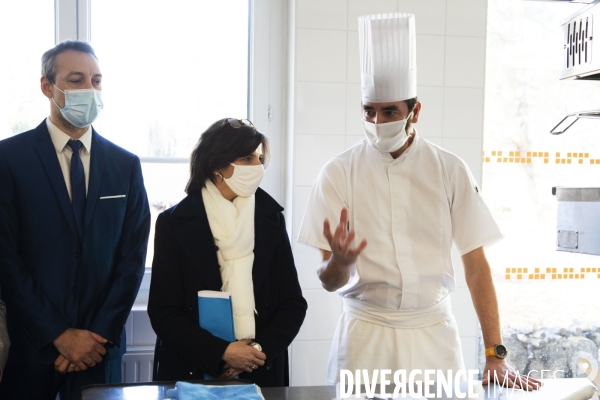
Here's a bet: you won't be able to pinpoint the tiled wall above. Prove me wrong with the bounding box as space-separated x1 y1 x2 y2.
287 0 488 386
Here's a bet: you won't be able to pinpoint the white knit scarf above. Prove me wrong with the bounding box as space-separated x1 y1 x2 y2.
201 180 256 340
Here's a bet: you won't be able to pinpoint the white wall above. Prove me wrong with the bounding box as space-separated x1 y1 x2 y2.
286 0 488 386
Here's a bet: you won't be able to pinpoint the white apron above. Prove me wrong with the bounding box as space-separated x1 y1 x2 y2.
326 295 464 384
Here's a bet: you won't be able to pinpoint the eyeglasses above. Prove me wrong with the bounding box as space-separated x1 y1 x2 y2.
221 118 254 129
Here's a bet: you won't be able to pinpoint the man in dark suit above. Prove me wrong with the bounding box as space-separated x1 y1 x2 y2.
0 40 151 399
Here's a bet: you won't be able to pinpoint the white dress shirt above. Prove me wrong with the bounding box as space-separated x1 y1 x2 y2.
298 132 503 311
46 118 92 200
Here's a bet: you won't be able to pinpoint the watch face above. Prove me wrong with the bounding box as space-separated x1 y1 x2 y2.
495 344 508 358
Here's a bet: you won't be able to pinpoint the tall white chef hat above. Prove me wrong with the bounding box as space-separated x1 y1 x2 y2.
359 13 417 103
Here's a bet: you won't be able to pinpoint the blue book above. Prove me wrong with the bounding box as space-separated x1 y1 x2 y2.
197 290 235 343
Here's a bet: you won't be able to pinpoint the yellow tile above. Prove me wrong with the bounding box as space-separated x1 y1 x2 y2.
506 268 511 273
568 152 572 157
556 152 560 157
541 274 545 279
516 151 521 157
579 159 584 164
514 158 519 163
573 153 578 158
562 159 566 164
527 152 532 157
571 268 574 272
568 159 572 164
510 158 514 162
585 153 589 157
503 158 508 162
527 158 531 163
544 158 548 164
592 160 595 164
556 159 560 164
498 151 503 156
497 158 502 162
581 274 585 279
546 268 551 273
510 151 514 156
579 152 583 157
517 274 522 280
505 274 510 280
575 274 579 279
485 157 490 162
593 268 597 272
535 274 539 279
521 158 526 163
492 151 497 156
570 274 574 279
553 268 557 272
528 274 533 279
552 274 556 279
545 152 549 157
518 268 522 273
587 268 591 272
558 274 562 279
535 268 539 273
524 268 528 273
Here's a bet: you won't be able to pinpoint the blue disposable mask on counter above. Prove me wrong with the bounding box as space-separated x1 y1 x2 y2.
52 84 104 128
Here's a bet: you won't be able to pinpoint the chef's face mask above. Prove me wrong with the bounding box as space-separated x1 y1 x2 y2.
363 112 413 153
52 83 104 128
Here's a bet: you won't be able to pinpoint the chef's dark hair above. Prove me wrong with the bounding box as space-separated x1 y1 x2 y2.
185 118 269 194
405 97 419 112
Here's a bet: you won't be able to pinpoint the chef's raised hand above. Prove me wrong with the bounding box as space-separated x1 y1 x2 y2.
318 208 367 292
482 358 542 391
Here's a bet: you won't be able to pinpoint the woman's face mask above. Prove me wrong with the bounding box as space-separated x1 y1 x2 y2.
223 163 265 197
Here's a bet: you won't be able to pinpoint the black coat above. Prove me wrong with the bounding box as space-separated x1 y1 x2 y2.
147 188 307 387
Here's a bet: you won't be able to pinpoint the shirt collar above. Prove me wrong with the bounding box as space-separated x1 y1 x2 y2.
46 117 92 155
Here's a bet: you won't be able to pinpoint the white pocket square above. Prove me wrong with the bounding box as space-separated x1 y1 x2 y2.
99 195 126 200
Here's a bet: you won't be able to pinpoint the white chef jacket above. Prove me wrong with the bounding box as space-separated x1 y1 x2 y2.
298 133 503 311
299 132 503 384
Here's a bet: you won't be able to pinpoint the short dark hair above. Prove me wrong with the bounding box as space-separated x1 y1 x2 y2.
185 119 270 194
41 40 98 84
405 96 419 112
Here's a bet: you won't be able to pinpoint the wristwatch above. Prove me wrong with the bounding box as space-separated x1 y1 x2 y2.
485 344 508 359
249 341 262 352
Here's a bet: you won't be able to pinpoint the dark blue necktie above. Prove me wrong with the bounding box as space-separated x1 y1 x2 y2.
67 140 86 240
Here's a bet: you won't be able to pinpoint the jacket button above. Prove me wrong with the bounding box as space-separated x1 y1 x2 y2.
214 245 219 251
189 305 195 311
266 365 271 370
189 368 197 375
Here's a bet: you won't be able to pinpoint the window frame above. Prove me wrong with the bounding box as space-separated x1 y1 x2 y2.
54 0 288 304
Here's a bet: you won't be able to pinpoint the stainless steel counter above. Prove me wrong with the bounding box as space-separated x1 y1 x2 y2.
81 378 595 399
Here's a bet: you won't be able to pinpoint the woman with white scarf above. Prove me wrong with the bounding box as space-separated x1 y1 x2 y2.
148 118 307 387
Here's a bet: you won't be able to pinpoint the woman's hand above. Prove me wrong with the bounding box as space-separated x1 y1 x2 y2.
222 339 266 373
217 363 245 380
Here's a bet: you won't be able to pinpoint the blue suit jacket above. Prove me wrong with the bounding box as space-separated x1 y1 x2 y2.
0 120 151 365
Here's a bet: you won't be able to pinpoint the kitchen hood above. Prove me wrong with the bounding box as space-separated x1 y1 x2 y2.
560 0 600 79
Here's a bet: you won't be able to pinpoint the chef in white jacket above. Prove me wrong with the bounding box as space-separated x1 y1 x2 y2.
298 13 541 390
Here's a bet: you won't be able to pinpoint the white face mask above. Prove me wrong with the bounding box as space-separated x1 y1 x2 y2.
363 113 412 153
52 84 104 128
223 164 264 197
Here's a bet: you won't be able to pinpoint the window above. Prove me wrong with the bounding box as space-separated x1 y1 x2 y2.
0 1 54 139
484 0 600 378
91 0 251 269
